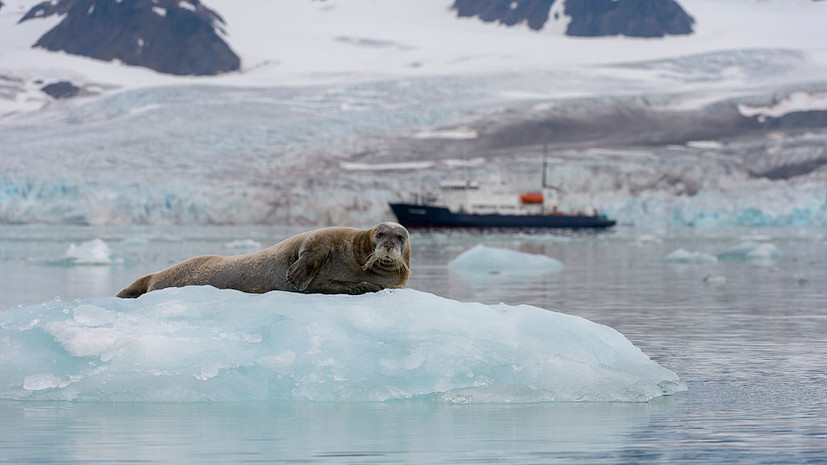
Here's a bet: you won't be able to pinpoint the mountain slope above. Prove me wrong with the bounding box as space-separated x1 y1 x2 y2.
564 0 694 37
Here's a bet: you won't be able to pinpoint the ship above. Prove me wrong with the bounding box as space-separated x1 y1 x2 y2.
389 151 616 230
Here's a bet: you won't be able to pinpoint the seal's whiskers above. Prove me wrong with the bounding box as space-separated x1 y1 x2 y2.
363 252 408 272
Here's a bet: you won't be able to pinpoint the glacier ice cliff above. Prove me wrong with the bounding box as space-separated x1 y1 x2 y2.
0 287 684 403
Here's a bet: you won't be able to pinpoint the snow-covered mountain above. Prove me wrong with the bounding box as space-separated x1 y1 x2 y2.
1 0 826 227
454 0 695 37
9 0 694 78
19 0 239 75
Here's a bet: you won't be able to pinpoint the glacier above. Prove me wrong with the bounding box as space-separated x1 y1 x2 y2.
1 48 826 227
0 287 684 403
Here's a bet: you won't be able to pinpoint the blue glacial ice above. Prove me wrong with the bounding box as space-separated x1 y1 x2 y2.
0 287 683 403
448 245 564 275
717 242 780 262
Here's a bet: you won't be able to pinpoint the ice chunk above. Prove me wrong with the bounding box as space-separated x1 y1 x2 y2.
62 239 121 265
718 242 780 262
448 245 564 275
664 248 718 264
703 274 726 288
224 239 262 250
0 288 682 403
23 373 66 391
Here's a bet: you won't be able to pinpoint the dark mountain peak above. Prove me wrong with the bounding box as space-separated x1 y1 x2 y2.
19 0 76 22
453 0 694 37
565 0 695 38
19 0 240 76
454 0 556 31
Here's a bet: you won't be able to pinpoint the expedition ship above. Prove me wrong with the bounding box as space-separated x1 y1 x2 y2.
389 177 616 229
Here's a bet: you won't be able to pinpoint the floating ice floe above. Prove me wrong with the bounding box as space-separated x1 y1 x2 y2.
61 239 122 265
717 242 780 262
448 245 564 275
703 274 727 288
224 239 263 250
664 248 718 264
0 287 683 403
635 234 663 244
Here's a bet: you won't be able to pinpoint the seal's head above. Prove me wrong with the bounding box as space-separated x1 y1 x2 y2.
364 222 410 273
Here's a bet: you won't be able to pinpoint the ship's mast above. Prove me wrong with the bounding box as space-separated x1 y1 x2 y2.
542 143 562 214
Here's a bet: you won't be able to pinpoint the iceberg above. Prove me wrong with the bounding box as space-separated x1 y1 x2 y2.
59 239 123 265
448 245 564 275
717 242 780 262
664 248 718 264
224 239 263 250
0 287 683 403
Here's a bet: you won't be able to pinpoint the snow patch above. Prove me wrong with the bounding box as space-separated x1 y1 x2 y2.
414 128 478 140
340 161 435 171
738 92 827 119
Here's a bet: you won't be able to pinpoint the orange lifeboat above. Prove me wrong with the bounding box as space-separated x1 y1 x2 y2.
520 192 544 204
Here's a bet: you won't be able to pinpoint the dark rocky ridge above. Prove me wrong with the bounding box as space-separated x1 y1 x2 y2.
41 81 80 99
565 0 694 37
453 0 555 31
453 0 694 37
20 0 240 76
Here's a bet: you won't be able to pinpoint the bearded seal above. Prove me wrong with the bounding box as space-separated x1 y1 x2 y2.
116 222 411 298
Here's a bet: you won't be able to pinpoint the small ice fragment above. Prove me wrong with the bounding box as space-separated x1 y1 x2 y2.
64 239 120 265
703 275 726 287
224 239 262 250
23 373 64 391
448 245 563 275
718 242 780 262
664 248 717 264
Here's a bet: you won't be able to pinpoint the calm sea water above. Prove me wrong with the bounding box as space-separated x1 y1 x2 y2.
1 224 826 464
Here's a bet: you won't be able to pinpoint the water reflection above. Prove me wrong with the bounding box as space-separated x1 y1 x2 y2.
0 400 679 464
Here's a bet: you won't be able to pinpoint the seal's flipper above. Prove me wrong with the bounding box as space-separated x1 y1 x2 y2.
349 282 383 295
116 275 152 298
286 249 327 291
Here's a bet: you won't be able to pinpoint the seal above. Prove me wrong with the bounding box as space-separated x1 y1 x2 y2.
116 222 411 298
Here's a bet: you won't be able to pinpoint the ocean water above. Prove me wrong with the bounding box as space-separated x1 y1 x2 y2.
1 224 826 464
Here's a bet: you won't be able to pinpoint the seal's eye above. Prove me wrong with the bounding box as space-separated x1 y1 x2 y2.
375 232 384 239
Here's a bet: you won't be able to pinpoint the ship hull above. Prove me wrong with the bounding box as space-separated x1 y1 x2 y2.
389 203 616 229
